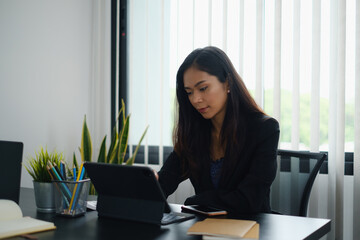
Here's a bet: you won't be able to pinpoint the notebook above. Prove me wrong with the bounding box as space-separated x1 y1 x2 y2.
0 140 24 204
83 162 195 225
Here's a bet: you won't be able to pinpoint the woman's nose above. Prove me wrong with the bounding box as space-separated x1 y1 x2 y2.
192 91 202 104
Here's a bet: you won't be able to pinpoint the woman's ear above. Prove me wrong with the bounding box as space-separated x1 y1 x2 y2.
225 79 230 93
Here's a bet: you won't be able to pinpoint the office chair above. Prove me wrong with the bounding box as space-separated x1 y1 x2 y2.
270 149 327 217
0 140 24 203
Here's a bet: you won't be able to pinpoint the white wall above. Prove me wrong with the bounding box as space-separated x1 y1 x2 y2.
0 0 111 188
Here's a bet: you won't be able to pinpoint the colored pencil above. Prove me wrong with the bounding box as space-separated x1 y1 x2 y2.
68 162 85 213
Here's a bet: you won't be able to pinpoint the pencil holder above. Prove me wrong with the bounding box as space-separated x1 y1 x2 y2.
52 178 90 217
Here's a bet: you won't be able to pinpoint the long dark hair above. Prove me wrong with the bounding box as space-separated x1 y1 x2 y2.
174 46 264 182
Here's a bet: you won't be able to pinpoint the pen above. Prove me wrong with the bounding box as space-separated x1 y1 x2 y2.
60 162 64 178
73 166 76 181
48 162 72 200
54 164 63 180
48 166 70 206
68 162 85 213
60 161 67 180
71 165 86 212
47 165 70 206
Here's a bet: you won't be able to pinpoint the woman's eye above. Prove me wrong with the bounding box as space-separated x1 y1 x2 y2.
186 91 192 95
200 86 208 91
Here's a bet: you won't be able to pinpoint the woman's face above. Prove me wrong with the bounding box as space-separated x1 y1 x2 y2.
183 67 229 124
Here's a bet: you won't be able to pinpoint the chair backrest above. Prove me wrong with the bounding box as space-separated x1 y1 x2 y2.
270 149 327 217
0 140 24 203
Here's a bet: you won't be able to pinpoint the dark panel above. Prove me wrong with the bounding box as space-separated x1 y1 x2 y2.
149 146 159 165
280 155 291 172
110 0 118 132
299 157 310 173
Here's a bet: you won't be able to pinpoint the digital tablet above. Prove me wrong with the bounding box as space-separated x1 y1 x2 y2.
84 162 195 225
181 205 227 216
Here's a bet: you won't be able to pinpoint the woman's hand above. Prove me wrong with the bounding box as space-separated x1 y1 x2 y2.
153 169 159 180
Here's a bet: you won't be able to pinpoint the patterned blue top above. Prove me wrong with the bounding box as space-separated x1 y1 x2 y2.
210 158 224 189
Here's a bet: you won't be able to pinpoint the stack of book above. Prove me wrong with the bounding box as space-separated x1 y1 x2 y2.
187 218 259 240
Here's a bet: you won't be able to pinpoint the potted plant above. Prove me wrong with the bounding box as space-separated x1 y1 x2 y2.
24 147 64 212
74 99 149 195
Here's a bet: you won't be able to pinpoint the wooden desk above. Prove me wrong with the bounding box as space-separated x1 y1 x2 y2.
16 188 330 240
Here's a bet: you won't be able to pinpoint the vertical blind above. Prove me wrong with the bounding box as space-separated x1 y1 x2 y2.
355 2 360 239
126 0 359 239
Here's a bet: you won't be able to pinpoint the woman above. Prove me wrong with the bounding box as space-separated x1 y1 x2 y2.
158 46 280 214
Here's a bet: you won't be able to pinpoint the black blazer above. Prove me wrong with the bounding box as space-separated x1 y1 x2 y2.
158 115 280 214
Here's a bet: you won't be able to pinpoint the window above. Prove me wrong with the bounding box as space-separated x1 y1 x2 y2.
124 1 360 238
127 0 356 159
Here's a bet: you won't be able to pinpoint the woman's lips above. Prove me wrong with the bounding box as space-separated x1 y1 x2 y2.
197 107 208 113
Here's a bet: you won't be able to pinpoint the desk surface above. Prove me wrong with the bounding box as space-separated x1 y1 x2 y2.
15 188 330 240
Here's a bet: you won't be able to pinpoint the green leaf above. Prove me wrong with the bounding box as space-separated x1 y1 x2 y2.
89 184 97 195
97 136 107 163
73 152 79 175
24 146 64 182
107 127 118 163
108 139 119 164
81 115 92 162
118 115 130 164
115 99 126 124
126 125 149 165
121 99 126 124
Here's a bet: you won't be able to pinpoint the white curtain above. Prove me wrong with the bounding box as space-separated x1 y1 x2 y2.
127 1 360 239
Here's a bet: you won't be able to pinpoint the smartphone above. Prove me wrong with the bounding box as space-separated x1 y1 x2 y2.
181 205 227 216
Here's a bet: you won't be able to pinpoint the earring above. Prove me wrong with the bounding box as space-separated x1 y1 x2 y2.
227 90 230 93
